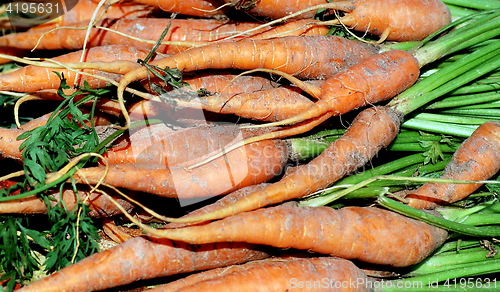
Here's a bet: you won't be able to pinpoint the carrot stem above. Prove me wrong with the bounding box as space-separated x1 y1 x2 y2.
401 119 476 137
377 196 500 237
442 0 500 10
426 92 500 109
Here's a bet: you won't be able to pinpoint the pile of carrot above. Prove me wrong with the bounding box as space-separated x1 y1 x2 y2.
1 0 500 291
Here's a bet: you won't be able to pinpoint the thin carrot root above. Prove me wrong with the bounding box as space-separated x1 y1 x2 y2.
405 121 500 209
147 256 373 292
17 237 271 292
140 203 448 267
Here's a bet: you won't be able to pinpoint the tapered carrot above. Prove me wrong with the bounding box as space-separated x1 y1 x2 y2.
126 0 228 18
142 202 448 267
173 86 315 122
224 0 451 41
17 236 271 292
162 106 400 222
0 45 154 93
17 0 153 32
75 133 288 198
252 49 419 128
405 121 500 209
0 188 135 217
0 18 270 53
147 256 373 292
102 123 281 166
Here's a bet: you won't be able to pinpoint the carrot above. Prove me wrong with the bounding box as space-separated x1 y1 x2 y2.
142 202 448 267
102 123 281 166
74 126 289 198
126 0 229 18
251 49 420 128
173 85 316 122
0 188 135 218
0 18 271 53
17 236 271 292
224 0 452 41
405 121 500 209
13 0 154 32
160 106 401 222
0 45 154 93
147 256 373 292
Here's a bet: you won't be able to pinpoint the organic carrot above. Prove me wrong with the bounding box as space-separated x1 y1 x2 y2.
0 188 135 217
0 45 154 93
102 123 280 166
0 18 269 53
173 85 316 122
16 0 154 32
75 130 289 198
147 256 373 292
126 0 229 18
224 0 452 41
161 106 400 222
17 236 271 292
251 49 420 128
405 121 500 209
142 202 448 267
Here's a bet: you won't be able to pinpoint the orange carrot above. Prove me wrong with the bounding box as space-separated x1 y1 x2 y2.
0 188 135 217
405 121 500 209
0 45 154 93
118 34 379 86
102 123 281 166
147 256 373 292
255 49 420 128
162 106 401 222
173 85 316 122
17 236 271 292
16 0 153 32
75 128 289 198
127 0 228 18
0 18 269 53
224 0 451 41
144 202 448 267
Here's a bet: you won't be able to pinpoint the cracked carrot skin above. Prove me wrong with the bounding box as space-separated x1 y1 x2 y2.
17 237 271 292
148 256 373 292
406 121 500 209
151 203 448 267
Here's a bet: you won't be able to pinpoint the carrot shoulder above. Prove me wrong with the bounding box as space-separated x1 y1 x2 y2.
405 121 500 209
147 203 448 267
17 237 271 292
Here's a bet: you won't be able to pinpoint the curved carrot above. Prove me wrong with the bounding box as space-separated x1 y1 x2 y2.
148 256 373 292
145 203 448 267
225 0 451 41
75 135 289 198
165 106 401 222
257 49 420 128
0 45 153 93
405 121 500 209
17 236 271 292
